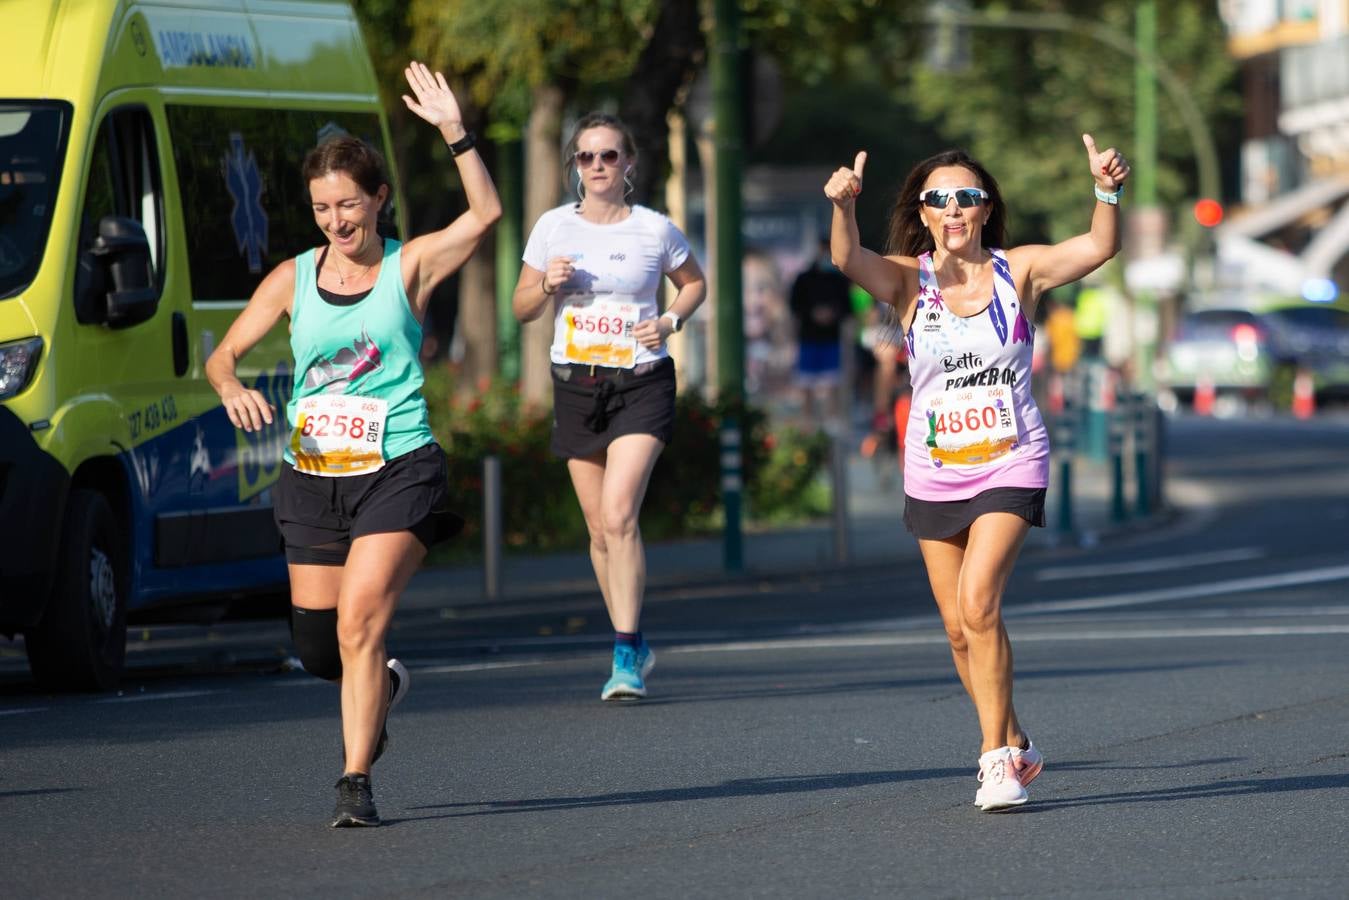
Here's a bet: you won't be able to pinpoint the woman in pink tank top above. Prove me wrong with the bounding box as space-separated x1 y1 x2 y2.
823 137 1130 811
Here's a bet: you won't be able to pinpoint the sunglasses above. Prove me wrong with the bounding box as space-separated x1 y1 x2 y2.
919 187 989 209
574 149 621 167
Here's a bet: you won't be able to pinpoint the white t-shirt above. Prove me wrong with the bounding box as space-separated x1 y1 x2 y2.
522 204 692 367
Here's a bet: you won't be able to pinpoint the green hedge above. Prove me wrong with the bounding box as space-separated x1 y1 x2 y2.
422 365 831 554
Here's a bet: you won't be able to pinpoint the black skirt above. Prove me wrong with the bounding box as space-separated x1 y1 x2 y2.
903 487 1047 540
550 357 676 459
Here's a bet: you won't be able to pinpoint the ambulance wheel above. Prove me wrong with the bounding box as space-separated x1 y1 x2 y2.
25 490 128 691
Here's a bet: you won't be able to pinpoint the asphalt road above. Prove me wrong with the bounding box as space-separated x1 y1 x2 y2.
3 414 1349 898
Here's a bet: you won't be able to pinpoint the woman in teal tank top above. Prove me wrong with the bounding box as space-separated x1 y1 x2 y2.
206 62 501 828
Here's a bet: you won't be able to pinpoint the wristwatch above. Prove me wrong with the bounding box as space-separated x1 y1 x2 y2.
448 131 477 157
661 311 683 332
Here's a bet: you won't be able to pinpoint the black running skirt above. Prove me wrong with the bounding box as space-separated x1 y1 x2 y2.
550 357 676 459
903 487 1047 540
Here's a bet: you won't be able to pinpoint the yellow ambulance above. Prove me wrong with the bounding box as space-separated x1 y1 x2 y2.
0 1 403 689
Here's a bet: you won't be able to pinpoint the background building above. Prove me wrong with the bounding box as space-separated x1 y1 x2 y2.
1218 0 1349 303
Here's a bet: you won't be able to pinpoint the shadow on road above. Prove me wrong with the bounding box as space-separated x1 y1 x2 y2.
1016 770 1349 813
394 767 971 824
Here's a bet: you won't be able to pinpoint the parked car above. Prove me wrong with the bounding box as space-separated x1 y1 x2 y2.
1160 308 1292 407
1260 305 1349 401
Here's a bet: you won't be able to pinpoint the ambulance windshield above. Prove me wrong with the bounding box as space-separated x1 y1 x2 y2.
0 102 71 299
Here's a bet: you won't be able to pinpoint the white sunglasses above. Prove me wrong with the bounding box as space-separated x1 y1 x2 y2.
919 187 989 209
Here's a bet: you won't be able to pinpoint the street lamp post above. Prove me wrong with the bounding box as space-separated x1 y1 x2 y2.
712 0 745 572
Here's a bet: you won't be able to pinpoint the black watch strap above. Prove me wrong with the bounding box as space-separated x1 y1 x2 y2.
448 131 476 157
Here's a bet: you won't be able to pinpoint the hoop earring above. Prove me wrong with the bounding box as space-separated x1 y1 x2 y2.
573 168 586 204
623 168 635 199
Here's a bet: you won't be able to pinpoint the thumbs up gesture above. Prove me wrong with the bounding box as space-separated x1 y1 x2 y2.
1082 134 1129 192
824 151 868 209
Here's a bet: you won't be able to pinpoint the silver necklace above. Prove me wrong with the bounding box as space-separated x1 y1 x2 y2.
333 254 374 286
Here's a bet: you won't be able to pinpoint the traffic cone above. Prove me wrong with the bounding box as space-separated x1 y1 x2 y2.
1292 370 1316 419
1193 375 1215 416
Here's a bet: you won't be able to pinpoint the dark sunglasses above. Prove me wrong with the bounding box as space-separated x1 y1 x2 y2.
574 149 621 167
919 187 989 209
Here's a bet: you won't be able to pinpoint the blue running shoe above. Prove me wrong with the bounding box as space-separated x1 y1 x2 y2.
601 644 647 701
636 639 655 679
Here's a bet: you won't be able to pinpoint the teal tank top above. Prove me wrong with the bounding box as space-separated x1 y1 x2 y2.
284 239 433 467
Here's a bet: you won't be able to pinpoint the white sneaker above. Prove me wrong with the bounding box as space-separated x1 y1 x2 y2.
1011 737 1043 787
974 747 1029 811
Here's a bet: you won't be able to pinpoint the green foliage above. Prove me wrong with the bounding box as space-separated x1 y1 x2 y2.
405 0 658 126
898 0 1242 243
421 366 831 555
741 0 910 86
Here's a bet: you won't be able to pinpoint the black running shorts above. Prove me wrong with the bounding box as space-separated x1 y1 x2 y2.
274 442 463 565
550 357 676 459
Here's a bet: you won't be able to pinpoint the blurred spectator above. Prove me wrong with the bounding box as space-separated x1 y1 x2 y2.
1045 296 1080 374
743 249 796 398
789 237 853 424
1074 281 1106 359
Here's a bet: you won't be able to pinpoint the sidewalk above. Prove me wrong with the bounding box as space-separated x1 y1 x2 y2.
405 449 1161 611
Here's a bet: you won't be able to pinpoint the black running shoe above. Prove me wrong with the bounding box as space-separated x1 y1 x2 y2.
373 658 410 764
331 773 379 827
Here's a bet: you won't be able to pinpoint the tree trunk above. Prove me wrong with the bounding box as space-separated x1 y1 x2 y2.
520 82 567 408
455 230 497 401
620 0 705 209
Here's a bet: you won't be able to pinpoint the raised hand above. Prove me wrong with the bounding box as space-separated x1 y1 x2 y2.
824 151 868 209
1082 134 1130 191
402 61 464 135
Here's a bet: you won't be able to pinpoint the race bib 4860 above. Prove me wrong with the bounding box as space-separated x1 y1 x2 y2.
563 299 639 368
924 385 1021 467
289 394 387 477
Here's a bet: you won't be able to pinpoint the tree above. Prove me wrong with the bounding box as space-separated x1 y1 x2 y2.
408 0 665 404
352 0 495 391
895 0 1241 244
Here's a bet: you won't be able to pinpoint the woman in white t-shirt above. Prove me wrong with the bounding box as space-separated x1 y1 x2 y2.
513 113 706 701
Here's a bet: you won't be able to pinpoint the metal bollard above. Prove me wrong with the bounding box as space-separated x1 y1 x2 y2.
1053 397 1076 539
1109 385 1127 524
482 455 502 599
831 430 851 565
1132 391 1151 517
720 423 743 572
1081 360 1110 460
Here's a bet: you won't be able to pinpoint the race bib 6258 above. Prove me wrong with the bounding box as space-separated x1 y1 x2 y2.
289 394 387 477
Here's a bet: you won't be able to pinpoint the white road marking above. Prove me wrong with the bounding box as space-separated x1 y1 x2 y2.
1034 547 1267 582
0 707 49 716
1010 563 1349 616
666 623 1349 656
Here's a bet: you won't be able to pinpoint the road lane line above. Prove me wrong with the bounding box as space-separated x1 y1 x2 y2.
0 707 49 716
416 660 549 675
666 623 1349 655
1010 563 1349 616
1034 547 1267 582
94 689 219 704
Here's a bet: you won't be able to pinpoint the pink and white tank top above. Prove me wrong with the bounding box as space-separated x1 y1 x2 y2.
903 249 1048 501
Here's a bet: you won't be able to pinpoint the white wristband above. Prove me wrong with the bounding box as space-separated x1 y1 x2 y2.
1094 184 1123 205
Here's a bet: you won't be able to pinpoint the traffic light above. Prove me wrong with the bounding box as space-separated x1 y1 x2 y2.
1193 198 1223 228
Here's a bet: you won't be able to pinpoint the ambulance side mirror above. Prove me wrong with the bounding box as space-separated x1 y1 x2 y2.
87 215 158 328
